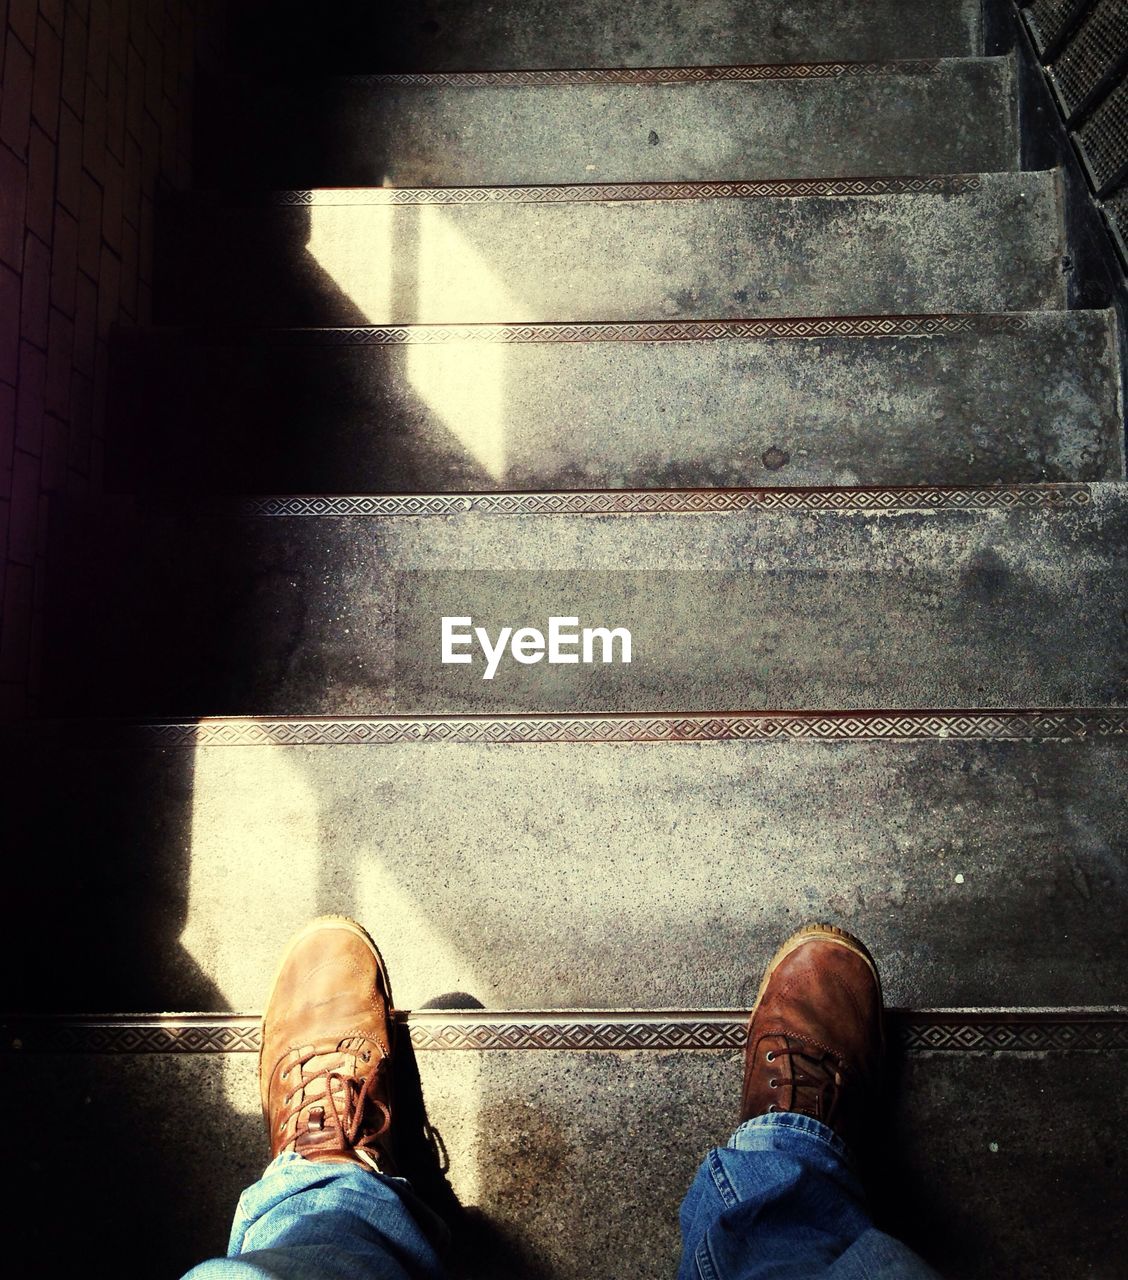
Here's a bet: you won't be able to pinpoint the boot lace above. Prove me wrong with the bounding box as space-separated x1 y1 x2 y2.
766 1042 846 1126
276 1038 392 1172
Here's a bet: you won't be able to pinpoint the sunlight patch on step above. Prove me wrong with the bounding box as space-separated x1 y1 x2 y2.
407 341 508 481
307 205 394 322
407 208 522 482
182 739 321 1113
305 202 516 481
355 852 488 1008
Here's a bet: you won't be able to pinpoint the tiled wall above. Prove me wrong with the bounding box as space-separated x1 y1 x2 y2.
0 0 225 718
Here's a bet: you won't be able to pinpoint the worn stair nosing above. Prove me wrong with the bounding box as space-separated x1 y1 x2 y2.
126 312 1076 345
6 1009 1128 1055
17 709 1128 748
185 172 1009 206
250 56 1003 89
219 484 1097 518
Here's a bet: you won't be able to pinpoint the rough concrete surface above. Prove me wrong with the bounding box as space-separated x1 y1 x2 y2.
157 172 1066 327
5 737 1126 1014
200 60 1017 189
44 486 1128 715
109 311 1123 491
14 0 1128 1275
227 0 984 70
4 1047 1125 1279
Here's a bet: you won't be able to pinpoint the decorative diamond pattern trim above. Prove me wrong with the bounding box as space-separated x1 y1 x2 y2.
78 709 1128 749
243 315 1031 347
6 1011 1127 1055
3 1015 264 1055
235 486 1091 518
340 61 944 88
265 175 982 207
407 1013 748 1052
898 1013 1128 1053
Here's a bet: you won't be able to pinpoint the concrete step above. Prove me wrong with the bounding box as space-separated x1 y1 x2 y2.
6 724 1128 1013
4 1022 1126 1277
196 60 1017 190
155 172 1066 327
107 312 1124 492
224 0 984 72
42 485 1128 716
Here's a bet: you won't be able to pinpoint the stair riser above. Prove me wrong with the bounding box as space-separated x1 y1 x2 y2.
7 736 1125 1012
199 63 1017 188
45 490 1128 715
109 313 1124 491
156 174 1066 326
226 0 984 70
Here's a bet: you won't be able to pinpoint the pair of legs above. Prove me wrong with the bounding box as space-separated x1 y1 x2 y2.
185 919 940 1279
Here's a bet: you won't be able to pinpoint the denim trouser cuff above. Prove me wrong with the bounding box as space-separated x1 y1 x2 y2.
729 1111 852 1163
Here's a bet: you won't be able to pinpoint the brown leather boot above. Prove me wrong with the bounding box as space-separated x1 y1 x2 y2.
740 923 884 1148
260 916 397 1173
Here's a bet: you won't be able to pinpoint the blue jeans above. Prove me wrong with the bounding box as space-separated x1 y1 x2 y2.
183 1155 449 1280
678 1113 940 1279
185 1115 939 1279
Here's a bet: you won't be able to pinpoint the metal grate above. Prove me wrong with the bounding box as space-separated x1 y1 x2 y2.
1051 0 1128 117
1077 76 1128 190
1027 0 1095 55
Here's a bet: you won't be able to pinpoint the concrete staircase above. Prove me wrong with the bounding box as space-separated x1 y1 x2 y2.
5 1 1128 1277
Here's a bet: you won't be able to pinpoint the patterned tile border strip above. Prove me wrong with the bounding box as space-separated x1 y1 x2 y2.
258 176 981 206
235 486 1092 517
338 61 944 88
192 315 1032 346
85 710 1128 749
6 1010 1127 1055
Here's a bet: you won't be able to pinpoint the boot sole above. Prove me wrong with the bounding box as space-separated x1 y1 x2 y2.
258 915 394 1114
749 921 885 1047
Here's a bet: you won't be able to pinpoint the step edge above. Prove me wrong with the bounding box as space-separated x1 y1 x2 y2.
10 708 1128 747
205 55 1016 89
6 1008 1128 1054
219 484 1101 517
113 310 1115 346
171 170 1053 207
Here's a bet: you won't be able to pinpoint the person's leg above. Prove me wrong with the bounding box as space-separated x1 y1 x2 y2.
184 1154 446 1280
678 924 940 1280
678 1114 938 1280
182 917 449 1280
